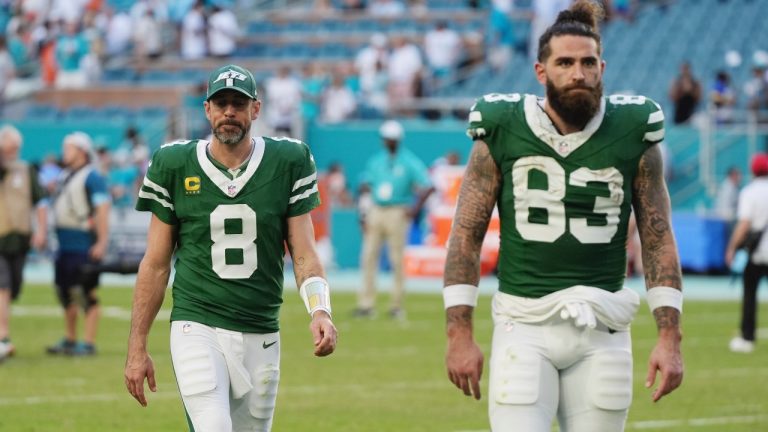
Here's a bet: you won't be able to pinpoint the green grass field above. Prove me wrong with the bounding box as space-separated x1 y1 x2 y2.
0 281 767 431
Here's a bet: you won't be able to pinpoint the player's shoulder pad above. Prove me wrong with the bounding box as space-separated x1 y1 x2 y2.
606 94 665 144
151 139 198 170
264 135 313 161
467 93 524 139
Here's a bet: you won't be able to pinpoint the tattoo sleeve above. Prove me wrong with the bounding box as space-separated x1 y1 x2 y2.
632 144 683 330
444 140 501 288
286 215 325 287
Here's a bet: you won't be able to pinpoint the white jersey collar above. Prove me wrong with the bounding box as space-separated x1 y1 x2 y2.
197 137 266 197
523 94 605 157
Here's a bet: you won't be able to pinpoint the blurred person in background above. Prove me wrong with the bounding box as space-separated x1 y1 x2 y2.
300 61 327 124
424 21 463 84
104 7 133 58
387 35 423 115
668 61 701 124
319 67 357 124
123 64 337 430
354 120 434 320
0 37 15 115
265 65 302 136
108 148 140 211
132 8 163 74
121 126 150 178
487 0 515 72
46 132 110 356
180 0 207 60
443 2 683 431
356 33 389 111
38 153 63 196
0 126 47 362
207 5 240 58
325 161 353 207
714 166 742 224
725 153 768 354
744 64 768 114
709 70 736 124
54 19 89 88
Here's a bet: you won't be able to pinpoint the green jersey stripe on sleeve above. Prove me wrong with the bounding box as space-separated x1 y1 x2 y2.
138 189 175 210
292 172 317 191
289 182 318 204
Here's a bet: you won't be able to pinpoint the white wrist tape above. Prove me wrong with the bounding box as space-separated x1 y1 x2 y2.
646 286 683 313
443 284 479 309
300 277 332 318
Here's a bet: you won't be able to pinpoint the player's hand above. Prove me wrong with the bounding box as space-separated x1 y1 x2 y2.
725 247 735 268
446 334 484 400
310 311 337 357
125 350 157 407
90 241 108 261
31 231 46 251
645 328 683 402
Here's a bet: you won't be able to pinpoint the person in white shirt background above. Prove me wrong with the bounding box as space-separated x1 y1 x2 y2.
725 153 768 354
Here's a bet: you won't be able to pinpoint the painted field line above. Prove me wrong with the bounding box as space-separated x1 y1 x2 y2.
0 391 179 406
11 305 171 321
0 380 449 407
629 414 768 429
453 414 768 432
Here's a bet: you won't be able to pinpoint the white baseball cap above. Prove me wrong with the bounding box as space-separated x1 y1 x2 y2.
64 131 96 160
64 131 93 152
379 120 404 141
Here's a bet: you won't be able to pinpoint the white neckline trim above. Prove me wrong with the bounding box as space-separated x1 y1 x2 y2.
523 94 606 157
197 137 266 197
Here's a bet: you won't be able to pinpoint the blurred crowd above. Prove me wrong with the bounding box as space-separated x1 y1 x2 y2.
0 0 243 94
34 125 149 212
669 58 768 127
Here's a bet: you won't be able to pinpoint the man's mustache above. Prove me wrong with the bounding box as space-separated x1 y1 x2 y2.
217 121 243 128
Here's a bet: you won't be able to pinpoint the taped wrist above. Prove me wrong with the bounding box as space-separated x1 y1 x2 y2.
300 277 332 318
646 286 683 313
443 284 479 309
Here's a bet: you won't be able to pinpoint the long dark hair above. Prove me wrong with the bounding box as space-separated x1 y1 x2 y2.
537 0 605 62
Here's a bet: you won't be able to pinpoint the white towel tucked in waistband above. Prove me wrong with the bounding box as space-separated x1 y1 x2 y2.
215 328 254 399
492 285 640 331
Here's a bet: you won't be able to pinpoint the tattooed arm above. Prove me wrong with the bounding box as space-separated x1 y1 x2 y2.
286 213 337 356
632 143 684 402
444 140 501 401
287 213 326 285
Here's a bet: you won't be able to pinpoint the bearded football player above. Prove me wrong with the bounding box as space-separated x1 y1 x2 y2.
442 1 684 431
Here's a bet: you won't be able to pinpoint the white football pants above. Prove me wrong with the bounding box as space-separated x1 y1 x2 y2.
489 313 633 432
170 321 280 432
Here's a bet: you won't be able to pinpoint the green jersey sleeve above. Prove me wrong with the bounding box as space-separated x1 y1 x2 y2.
466 93 523 142
287 140 320 217
135 142 184 225
643 97 665 144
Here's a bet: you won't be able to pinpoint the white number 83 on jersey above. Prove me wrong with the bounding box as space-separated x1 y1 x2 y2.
512 156 624 244
210 204 258 279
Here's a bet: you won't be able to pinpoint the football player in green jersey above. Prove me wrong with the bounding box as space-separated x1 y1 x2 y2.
442 2 683 431
124 64 337 432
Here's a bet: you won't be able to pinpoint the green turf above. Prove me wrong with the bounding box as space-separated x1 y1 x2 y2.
0 283 766 431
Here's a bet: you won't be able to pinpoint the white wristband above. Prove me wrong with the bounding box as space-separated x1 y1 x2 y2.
646 286 683 313
300 277 332 318
443 284 479 309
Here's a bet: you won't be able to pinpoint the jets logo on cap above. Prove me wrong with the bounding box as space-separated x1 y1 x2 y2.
213 69 248 88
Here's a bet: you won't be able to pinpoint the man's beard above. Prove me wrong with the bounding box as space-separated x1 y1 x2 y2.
213 121 249 146
546 78 603 130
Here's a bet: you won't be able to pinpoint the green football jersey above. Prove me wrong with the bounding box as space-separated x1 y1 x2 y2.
136 137 320 333
467 93 665 298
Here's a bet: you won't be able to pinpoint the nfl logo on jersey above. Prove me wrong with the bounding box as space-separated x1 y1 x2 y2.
227 184 237 196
